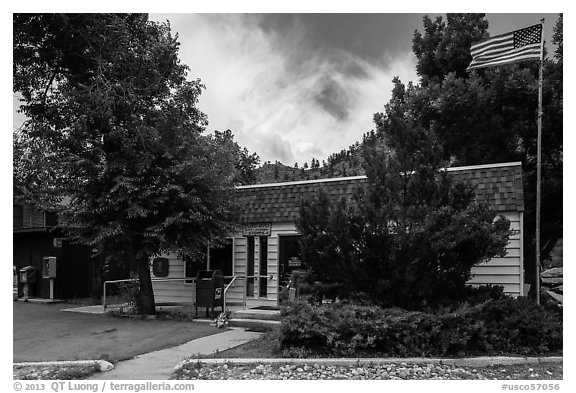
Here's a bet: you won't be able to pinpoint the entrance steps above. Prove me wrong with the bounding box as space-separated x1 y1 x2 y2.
229 307 281 331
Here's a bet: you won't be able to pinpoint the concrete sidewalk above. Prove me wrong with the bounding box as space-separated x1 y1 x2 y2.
89 327 262 380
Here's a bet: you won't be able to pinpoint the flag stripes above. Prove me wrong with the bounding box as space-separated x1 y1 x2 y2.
467 24 542 71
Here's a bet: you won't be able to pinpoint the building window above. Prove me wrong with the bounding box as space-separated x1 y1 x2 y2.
13 205 23 228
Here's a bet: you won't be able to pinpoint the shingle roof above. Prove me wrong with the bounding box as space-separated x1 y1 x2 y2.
234 162 524 224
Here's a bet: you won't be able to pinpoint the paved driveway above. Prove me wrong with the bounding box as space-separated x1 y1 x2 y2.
13 302 222 363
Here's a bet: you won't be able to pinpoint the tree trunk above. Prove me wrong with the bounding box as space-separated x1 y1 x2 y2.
137 254 156 315
91 253 104 301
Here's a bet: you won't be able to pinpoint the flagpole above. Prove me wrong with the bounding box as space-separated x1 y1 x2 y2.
535 18 545 305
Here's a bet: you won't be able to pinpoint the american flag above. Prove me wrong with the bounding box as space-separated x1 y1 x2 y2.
467 23 542 71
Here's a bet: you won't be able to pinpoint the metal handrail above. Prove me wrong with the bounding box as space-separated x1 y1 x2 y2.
220 274 274 310
103 274 273 311
103 278 136 310
103 277 197 309
222 276 237 314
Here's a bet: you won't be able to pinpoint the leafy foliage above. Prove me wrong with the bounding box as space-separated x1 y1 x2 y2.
13 14 240 314
412 14 489 84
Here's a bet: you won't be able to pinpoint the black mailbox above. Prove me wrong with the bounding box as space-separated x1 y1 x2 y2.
195 270 224 317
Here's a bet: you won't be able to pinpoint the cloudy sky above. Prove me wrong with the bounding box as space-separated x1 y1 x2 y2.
12 12 561 166
147 13 560 165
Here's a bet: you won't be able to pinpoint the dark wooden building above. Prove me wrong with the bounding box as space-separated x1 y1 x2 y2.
13 203 128 300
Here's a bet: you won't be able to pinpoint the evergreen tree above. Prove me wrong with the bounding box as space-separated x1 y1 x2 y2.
213 129 260 185
412 14 489 84
403 13 563 295
297 114 511 309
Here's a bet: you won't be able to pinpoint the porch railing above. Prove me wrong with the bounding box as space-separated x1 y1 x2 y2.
221 274 274 313
102 274 274 312
102 277 196 310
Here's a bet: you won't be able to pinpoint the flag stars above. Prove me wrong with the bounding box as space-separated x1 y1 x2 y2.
514 25 541 48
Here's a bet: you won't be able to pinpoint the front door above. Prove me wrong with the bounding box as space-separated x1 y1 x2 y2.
278 235 303 295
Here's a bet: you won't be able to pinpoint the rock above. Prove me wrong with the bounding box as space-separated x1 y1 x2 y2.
98 360 114 372
542 277 563 285
541 267 562 278
545 290 563 304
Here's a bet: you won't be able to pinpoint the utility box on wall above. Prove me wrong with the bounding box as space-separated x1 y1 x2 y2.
42 256 57 279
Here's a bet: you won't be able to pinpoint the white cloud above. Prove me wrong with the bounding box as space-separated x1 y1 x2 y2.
153 14 419 164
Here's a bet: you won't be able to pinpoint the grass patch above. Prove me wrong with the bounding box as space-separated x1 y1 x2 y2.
201 329 282 359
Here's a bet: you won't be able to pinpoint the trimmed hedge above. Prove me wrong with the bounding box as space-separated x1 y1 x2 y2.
279 297 562 357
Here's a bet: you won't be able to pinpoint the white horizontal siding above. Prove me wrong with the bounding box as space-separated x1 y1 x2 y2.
468 275 520 284
148 210 523 304
227 221 296 304
150 253 195 304
471 265 520 275
468 211 523 296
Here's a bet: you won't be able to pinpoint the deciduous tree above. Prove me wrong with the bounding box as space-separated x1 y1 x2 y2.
14 13 238 314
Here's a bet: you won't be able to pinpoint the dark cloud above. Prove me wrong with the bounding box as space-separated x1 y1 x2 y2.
257 13 560 63
340 58 369 79
258 14 426 61
313 76 350 121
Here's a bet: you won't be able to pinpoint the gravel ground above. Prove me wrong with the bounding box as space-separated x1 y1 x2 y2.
172 361 562 380
13 364 99 380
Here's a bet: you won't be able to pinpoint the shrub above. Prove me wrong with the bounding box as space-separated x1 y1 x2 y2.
476 297 563 354
463 284 508 304
279 297 562 357
116 272 142 314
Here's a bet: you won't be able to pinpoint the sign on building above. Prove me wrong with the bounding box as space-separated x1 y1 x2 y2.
241 223 272 236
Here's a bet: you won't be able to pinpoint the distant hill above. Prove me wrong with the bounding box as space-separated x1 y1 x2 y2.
253 131 379 184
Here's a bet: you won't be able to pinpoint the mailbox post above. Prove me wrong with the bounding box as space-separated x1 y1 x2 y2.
195 270 224 317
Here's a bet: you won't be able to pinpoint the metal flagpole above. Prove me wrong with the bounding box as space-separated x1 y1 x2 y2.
535 18 545 305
